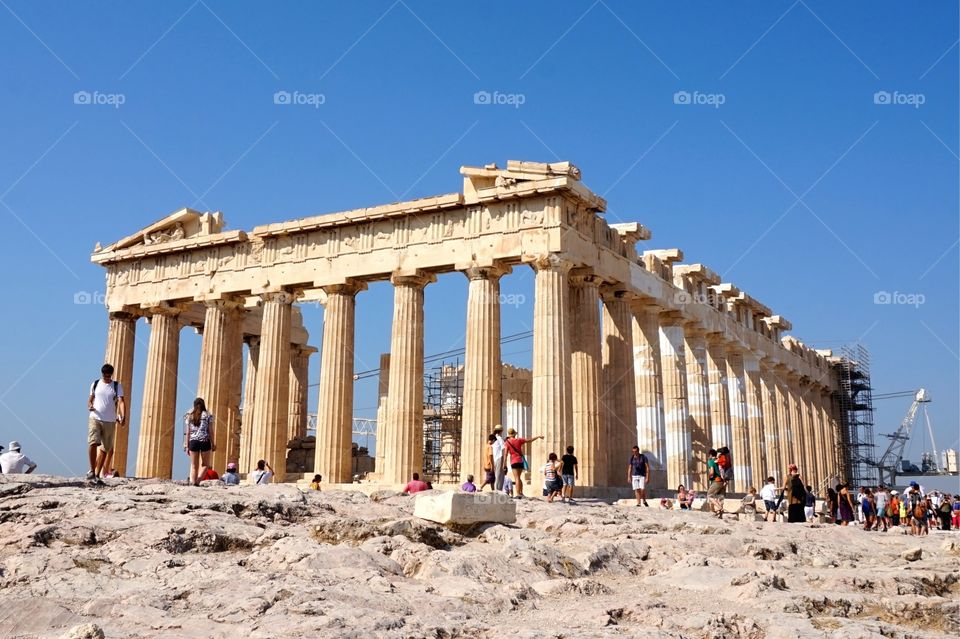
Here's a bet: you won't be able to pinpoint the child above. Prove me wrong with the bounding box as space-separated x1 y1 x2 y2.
742 487 758 515
222 462 240 486
502 473 514 497
461 474 477 493
309 474 322 491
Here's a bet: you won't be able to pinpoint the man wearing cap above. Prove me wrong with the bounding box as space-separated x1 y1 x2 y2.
223 462 240 485
492 425 507 491
0 441 37 474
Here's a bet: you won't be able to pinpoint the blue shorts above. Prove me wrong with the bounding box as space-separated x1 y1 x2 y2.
764 500 777 512
562 474 575 487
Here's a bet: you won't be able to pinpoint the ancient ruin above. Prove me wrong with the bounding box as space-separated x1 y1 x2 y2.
92 160 848 492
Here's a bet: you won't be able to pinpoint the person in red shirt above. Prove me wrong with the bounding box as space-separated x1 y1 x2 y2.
403 472 430 494
200 467 219 482
503 427 543 499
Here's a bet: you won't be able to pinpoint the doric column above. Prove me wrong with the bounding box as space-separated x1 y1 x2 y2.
569 273 603 486
632 301 666 489
785 372 806 481
382 273 433 484
819 388 838 484
759 362 780 480
683 325 711 490
248 292 293 481
239 336 259 473
742 352 766 485
197 299 244 474
104 311 137 476
224 314 244 470
375 353 390 478
706 335 733 487
502 365 532 438
799 378 820 489
530 255 574 476
774 366 794 480
601 288 638 486
136 305 182 479
461 265 508 482
288 344 315 441
315 283 363 484
659 311 691 490
725 347 753 490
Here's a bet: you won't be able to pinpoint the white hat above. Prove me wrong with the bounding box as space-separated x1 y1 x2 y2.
8 441 20 451
890 489 898 495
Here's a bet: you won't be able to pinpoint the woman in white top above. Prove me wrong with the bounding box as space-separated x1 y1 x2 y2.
183 398 215 486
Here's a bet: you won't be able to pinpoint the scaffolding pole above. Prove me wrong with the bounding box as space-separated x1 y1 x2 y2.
834 343 877 486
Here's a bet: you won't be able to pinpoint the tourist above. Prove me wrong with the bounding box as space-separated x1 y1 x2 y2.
480 434 496 491
250 459 273 485
759 477 778 522
86 363 125 481
911 496 929 536
560 445 578 503
706 448 725 518
627 446 651 507
874 486 889 532
541 453 562 503
782 464 806 523
741 487 758 515
183 398 215 486
403 472 430 494
804 485 817 522
659 497 674 509
502 472 514 497
199 467 219 482
461 474 477 493
905 481 923 533
503 427 542 499
888 489 901 527
937 493 952 531
860 487 875 531
492 425 507 491
826 485 839 524
837 483 855 526
223 462 240 486
0 441 36 474
676 484 694 510
309 474 322 491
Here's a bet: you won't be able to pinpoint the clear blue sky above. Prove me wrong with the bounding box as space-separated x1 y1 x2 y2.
0 1 956 479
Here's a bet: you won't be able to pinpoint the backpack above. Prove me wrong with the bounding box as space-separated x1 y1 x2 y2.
718 452 734 482
790 476 806 501
92 379 119 402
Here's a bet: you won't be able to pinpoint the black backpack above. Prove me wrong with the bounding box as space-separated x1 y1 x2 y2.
92 379 119 401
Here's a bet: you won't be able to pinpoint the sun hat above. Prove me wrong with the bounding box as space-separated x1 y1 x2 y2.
890 490 898 495
493 424 503 431
8 441 20 452
507 427 517 436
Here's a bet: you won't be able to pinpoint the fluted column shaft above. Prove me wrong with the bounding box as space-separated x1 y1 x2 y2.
531 256 574 474
725 349 753 489
819 389 839 484
800 380 820 489
248 292 293 481
375 353 390 477
569 274 603 486
104 311 137 476
197 300 244 473
632 303 666 489
683 327 711 490
383 274 432 484
239 337 259 473
659 313 691 490
706 336 733 488
288 345 313 441
601 290 638 486
773 368 793 480
136 307 181 479
224 317 244 469
742 353 766 484
461 267 506 481
316 284 361 484
785 374 806 480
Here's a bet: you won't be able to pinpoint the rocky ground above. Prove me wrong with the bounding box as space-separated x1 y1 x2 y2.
0 475 956 639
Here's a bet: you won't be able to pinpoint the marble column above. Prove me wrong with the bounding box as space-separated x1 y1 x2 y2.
239 336 259 473
196 299 244 474
136 306 182 479
569 273 603 486
601 289 638 487
224 316 244 470
759 362 780 481
742 352 767 484
288 344 314 442
785 373 806 481
659 312 691 490
632 301 666 490
530 256 574 476
773 367 793 480
316 283 362 484
819 388 838 484
725 348 753 490
375 353 390 478
706 335 733 488
104 311 137 477
461 266 507 482
382 273 433 484
683 326 711 490
799 379 821 489
248 292 293 482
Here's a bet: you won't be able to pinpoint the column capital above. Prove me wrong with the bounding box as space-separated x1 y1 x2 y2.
108 310 140 322
569 270 602 288
599 284 633 302
143 302 186 320
244 335 261 349
322 279 368 296
390 271 436 288
462 262 511 281
528 253 575 273
682 320 708 337
259 290 295 305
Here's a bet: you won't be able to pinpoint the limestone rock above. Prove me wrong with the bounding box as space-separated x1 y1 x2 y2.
413 490 516 525
59 624 104 639
901 547 923 562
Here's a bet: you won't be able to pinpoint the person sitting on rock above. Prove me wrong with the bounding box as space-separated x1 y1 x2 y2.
222 462 240 486
659 497 674 510
309 474 322 491
461 474 477 493
403 472 430 495
250 459 273 485
199 467 219 482
0 441 36 474
676 484 694 510
741 487 757 515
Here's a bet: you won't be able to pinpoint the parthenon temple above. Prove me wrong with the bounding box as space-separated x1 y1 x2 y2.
93 160 849 493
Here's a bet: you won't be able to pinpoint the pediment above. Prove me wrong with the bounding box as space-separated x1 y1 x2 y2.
95 208 224 252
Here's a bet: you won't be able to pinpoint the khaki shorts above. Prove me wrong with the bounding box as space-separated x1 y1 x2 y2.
708 480 726 496
88 418 116 451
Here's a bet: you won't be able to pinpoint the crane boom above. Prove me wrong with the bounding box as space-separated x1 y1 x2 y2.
874 388 930 486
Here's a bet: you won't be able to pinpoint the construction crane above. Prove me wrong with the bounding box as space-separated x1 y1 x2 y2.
873 388 935 486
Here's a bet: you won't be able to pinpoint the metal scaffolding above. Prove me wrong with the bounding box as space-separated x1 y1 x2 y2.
422 360 463 482
834 343 877 486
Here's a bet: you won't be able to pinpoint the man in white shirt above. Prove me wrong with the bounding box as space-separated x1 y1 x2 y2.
492 425 506 491
250 459 273 485
0 441 36 474
87 364 125 481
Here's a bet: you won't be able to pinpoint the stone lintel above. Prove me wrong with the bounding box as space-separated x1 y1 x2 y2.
763 315 792 331
673 263 720 286
609 222 653 242
643 248 683 264
732 292 772 317
710 283 741 299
